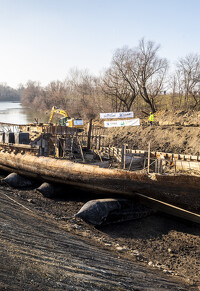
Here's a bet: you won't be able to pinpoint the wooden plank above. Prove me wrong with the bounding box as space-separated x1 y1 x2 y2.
175 160 200 171
135 192 200 224
184 154 191 160
98 145 200 165
191 155 198 161
174 154 179 159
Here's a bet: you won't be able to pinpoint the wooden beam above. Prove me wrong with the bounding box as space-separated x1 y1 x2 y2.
135 192 200 224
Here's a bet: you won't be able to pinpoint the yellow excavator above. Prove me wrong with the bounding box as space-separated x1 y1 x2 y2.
48 106 84 129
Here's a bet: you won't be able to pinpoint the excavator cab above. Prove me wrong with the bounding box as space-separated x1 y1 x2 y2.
59 117 72 126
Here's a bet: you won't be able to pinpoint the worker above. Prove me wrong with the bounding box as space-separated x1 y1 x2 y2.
149 112 154 126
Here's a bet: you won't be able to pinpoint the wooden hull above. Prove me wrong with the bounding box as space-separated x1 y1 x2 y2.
0 152 199 214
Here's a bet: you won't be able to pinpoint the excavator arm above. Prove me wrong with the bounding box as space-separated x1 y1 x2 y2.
48 106 69 123
48 106 83 129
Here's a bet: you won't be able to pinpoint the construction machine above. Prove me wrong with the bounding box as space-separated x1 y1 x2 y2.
48 106 84 129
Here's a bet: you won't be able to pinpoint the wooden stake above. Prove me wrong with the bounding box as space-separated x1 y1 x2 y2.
122 144 127 169
155 158 158 173
147 142 150 173
79 141 85 162
95 149 103 162
128 155 134 171
87 119 93 150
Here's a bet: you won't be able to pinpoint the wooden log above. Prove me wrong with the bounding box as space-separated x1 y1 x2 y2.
0 151 199 213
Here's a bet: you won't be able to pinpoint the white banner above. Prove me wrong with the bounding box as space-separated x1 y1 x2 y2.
74 119 84 126
104 118 140 128
100 111 134 119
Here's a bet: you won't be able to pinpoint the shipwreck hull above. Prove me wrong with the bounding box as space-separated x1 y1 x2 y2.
0 152 199 214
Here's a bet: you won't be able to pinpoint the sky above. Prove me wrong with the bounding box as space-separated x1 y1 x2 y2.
0 0 199 88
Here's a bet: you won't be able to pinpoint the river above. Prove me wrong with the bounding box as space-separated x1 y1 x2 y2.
0 101 38 124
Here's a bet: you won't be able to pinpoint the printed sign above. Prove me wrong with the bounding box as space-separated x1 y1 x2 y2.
74 119 84 126
100 111 134 119
104 118 140 128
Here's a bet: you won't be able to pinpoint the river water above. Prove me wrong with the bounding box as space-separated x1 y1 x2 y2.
0 102 34 124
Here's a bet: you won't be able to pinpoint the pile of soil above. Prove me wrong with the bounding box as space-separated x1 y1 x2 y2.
98 110 200 155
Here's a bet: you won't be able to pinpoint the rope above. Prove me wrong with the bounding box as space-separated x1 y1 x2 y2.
1 192 76 222
2 192 34 213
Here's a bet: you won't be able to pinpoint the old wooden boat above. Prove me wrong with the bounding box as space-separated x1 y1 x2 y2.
0 151 199 216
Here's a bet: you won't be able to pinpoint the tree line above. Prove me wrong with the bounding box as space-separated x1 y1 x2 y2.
0 83 21 101
18 38 200 118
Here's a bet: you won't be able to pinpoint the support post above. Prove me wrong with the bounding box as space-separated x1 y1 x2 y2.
147 142 151 173
174 158 176 174
160 159 163 174
79 141 85 162
87 119 93 150
155 158 158 173
98 134 101 150
121 144 127 169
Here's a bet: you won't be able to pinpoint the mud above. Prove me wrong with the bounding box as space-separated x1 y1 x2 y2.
1 111 200 290
0 180 199 290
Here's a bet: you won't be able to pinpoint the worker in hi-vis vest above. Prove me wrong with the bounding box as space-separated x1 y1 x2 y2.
149 112 154 126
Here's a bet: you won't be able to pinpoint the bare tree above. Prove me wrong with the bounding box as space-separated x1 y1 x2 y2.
176 53 200 108
102 46 138 112
129 39 169 112
0 83 20 101
168 70 184 109
65 68 104 119
44 80 69 109
102 39 168 113
20 81 42 106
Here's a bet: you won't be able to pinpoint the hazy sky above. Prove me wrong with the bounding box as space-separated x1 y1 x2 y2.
0 0 199 88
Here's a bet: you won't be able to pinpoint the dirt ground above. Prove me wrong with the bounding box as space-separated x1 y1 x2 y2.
0 110 200 290
99 110 200 155
0 180 199 290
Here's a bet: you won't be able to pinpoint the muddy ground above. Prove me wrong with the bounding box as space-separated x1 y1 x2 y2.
0 179 199 290
1 110 200 290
